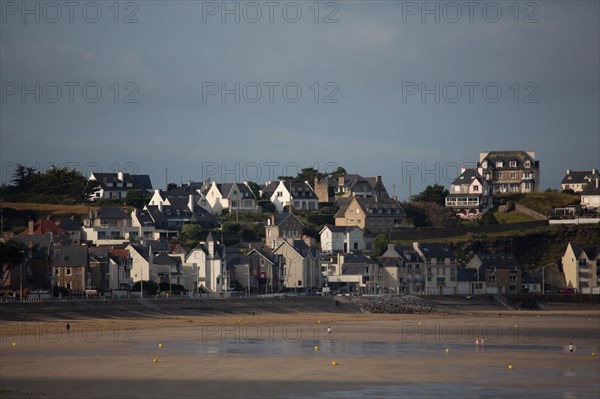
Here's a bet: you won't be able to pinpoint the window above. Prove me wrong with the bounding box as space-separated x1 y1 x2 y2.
509 161 517 168
524 161 531 168
357 219 361 225
509 275 516 282
437 277 445 286
497 172 503 179
473 185 479 192
67 268 72 276
277 192 283 197
510 172 516 179
523 172 532 178
496 161 503 168
488 275 496 283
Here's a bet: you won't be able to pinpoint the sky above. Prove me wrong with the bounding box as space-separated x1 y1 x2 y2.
1 0 599 200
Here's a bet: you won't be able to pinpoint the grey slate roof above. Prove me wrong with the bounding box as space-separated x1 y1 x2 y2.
451 168 484 186
472 253 520 268
96 207 129 220
53 245 88 267
561 170 599 185
419 244 456 259
92 172 152 190
570 243 600 260
481 151 538 169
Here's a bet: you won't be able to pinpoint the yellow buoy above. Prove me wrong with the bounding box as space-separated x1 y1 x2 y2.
314 346 319 351
159 343 163 348
153 358 158 363
12 342 16 347
508 365 513 370
592 352 596 357
331 361 337 366
317 320 320 324
445 348 449 353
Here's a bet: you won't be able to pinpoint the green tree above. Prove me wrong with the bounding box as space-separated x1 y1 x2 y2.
0 240 25 287
245 181 261 199
328 166 347 180
124 189 150 208
131 280 159 295
372 234 390 257
479 209 499 225
411 184 449 206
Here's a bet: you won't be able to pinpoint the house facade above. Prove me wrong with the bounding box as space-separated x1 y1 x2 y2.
445 166 493 220
414 242 458 295
319 225 365 253
479 151 540 193
466 253 522 295
267 181 319 212
379 244 425 294
561 169 599 193
580 178 600 211
202 181 260 215
264 213 304 249
334 197 412 234
562 242 600 294
183 233 229 293
314 174 390 203
52 245 88 292
272 240 321 289
88 171 152 201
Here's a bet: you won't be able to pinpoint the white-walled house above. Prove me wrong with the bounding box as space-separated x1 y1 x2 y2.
183 233 229 293
580 178 600 211
319 225 365 253
562 242 600 294
202 181 260 215
268 181 318 212
88 171 152 201
445 166 493 220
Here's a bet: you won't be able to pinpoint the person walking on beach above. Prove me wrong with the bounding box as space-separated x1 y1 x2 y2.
481 336 485 346
475 336 480 346
327 326 332 335
569 343 574 354
65 322 70 331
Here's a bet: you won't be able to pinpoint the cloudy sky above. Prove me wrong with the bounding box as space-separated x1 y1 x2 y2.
1 1 598 199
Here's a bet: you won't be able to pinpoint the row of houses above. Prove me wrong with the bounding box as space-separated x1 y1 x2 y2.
7 214 598 296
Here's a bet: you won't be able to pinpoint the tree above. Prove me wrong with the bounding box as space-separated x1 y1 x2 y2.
479 209 499 225
131 280 158 295
81 179 102 203
245 181 261 199
0 241 25 287
328 166 347 180
372 234 390 257
179 224 208 249
124 189 149 208
411 184 449 206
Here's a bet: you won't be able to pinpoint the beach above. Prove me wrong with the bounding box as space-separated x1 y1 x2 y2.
1 309 599 398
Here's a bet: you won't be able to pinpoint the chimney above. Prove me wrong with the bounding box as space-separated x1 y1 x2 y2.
461 165 467 174
593 168 597 175
375 175 381 183
338 176 345 186
117 171 124 182
158 201 163 212
566 169 571 175
188 194 194 212
271 214 276 225
596 178 599 189
28 220 34 234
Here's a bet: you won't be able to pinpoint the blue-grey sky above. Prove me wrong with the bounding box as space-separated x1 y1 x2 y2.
1 0 599 199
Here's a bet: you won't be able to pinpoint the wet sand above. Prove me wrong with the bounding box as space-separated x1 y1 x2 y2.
1 310 599 398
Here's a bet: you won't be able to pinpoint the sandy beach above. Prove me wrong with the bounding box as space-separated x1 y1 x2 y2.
1 309 599 398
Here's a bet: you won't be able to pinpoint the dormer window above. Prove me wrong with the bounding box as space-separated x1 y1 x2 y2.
496 161 503 168
473 185 479 191
524 161 531 168
482 161 488 169
509 161 517 168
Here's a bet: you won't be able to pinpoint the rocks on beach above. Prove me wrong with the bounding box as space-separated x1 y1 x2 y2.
353 295 441 314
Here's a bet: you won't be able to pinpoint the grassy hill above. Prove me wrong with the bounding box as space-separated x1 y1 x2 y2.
495 192 580 214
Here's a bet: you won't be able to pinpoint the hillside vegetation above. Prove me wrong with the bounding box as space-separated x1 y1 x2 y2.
495 192 580 214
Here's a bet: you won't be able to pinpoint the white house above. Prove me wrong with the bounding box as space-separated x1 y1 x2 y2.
445 166 493 220
319 225 365 253
413 242 458 295
88 171 152 201
202 181 259 215
580 178 600 211
268 181 319 212
183 233 229 293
